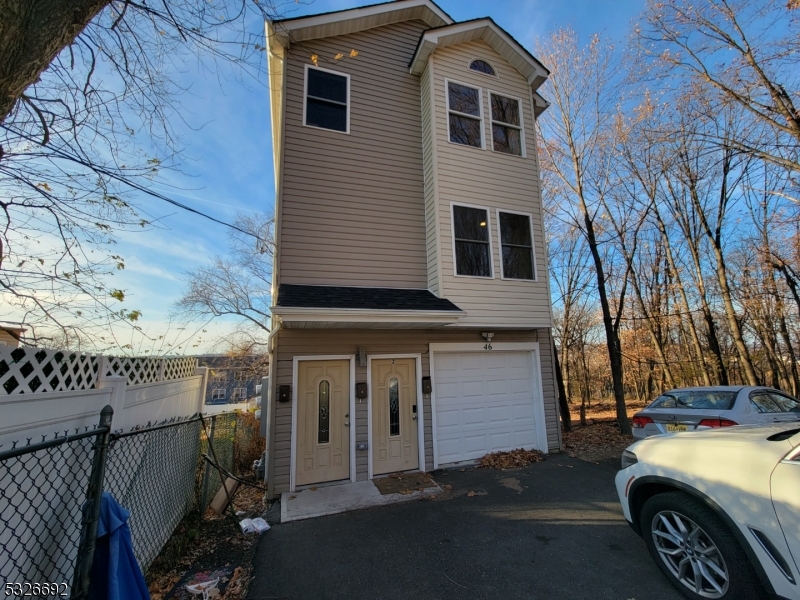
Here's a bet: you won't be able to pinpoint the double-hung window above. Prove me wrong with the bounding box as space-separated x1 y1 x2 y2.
447 81 483 148
211 389 226 401
305 65 349 133
498 211 535 280
490 93 523 156
452 204 492 277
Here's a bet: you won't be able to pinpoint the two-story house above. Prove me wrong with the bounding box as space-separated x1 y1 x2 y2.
264 0 557 498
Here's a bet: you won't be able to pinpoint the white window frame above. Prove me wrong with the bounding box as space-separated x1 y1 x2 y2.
450 202 494 279
231 387 248 400
467 58 498 78
496 208 538 281
488 90 526 158
211 388 226 400
211 371 227 383
444 78 485 150
303 64 351 135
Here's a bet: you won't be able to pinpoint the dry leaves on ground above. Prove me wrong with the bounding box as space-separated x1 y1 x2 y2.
478 448 545 470
562 420 634 463
147 479 267 600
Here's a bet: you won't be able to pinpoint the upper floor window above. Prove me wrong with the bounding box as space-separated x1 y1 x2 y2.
211 371 227 383
211 388 226 400
469 59 496 76
304 65 349 133
498 211 535 280
447 81 483 148
490 93 523 156
452 204 493 277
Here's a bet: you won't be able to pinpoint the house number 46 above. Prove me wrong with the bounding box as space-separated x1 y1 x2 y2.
484 343 493 350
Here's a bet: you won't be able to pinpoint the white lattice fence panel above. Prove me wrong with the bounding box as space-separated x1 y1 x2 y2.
0 347 99 394
105 356 160 386
163 357 197 381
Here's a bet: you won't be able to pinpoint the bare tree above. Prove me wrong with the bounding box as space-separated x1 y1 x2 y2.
641 0 800 178
0 0 284 345
176 212 273 333
537 29 632 434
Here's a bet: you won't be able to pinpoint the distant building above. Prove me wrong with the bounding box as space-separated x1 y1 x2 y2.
196 354 268 405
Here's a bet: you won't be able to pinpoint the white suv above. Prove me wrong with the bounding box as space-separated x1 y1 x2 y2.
616 423 800 600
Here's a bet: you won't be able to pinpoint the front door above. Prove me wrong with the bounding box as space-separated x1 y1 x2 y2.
371 358 419 476
296 360 350 486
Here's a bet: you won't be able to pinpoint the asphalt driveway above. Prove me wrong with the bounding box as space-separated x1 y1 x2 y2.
247 455 681 599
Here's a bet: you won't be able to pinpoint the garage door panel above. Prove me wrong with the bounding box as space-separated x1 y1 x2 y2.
436 382 460 400
462 406 487 425
434 351 540 465
487 405 510 423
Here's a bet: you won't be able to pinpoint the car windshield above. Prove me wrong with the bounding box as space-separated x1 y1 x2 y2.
648 390 737 410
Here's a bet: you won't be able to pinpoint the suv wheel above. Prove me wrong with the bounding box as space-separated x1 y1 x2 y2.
640 491 763 600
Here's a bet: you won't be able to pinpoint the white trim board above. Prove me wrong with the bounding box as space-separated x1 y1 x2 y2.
272 307 464 325
428 342 548 470
366 353 426 480
290 354 356 492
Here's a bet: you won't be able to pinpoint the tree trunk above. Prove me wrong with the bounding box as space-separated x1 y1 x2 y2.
653 208 713 386
579 205 630 434
0 0 110 126
553 339 572 433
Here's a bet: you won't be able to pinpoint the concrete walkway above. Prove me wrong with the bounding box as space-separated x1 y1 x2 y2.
281 479 441 522
249 456 681 600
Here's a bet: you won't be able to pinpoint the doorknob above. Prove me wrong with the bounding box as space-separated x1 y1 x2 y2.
345 413 350 427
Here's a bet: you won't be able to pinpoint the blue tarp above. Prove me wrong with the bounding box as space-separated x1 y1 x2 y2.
88 492 150 600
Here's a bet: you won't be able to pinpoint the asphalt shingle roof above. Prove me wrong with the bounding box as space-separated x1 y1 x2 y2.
276 284 462 312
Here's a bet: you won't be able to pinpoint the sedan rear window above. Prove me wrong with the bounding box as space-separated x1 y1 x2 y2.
648 391 737 410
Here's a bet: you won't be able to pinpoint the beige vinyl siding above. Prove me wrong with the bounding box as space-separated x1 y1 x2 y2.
270 328 558 494
431 40 552 327
279 21 429 288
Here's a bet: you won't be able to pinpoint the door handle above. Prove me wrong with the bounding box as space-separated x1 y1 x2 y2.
345 413 350 427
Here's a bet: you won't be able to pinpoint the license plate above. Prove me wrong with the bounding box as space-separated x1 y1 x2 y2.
666 424 688 432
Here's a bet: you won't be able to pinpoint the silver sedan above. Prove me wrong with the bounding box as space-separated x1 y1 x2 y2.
631 386 800 440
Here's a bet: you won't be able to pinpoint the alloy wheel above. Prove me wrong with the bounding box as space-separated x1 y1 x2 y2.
651 510 730 598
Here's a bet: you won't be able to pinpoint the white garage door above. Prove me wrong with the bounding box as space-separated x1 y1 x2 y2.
433 350 543 466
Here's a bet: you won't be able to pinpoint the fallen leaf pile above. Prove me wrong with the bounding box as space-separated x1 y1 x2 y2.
562 420 634 463
478 448 545 470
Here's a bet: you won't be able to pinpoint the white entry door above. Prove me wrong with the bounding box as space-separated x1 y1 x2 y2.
432 349 545 467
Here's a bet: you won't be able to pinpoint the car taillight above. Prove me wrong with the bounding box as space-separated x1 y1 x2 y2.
698 418 738 428
632 414 654 428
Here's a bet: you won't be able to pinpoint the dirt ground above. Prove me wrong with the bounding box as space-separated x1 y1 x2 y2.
560 399 644 464
147 482 267 600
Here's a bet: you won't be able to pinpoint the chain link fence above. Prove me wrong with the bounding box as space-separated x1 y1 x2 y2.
104 418 204 571
0 407 264 599
0 429 100 594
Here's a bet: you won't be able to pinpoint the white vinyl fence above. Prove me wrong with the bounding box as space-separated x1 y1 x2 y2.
0 346 215 594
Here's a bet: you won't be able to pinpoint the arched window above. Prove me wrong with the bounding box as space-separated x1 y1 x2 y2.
469 59 496 76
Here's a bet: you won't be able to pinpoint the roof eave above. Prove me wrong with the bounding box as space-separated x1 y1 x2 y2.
271 306 464 325
268 0 453 50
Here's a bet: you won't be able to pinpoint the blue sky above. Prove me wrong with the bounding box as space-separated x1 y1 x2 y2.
106 0 647 354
